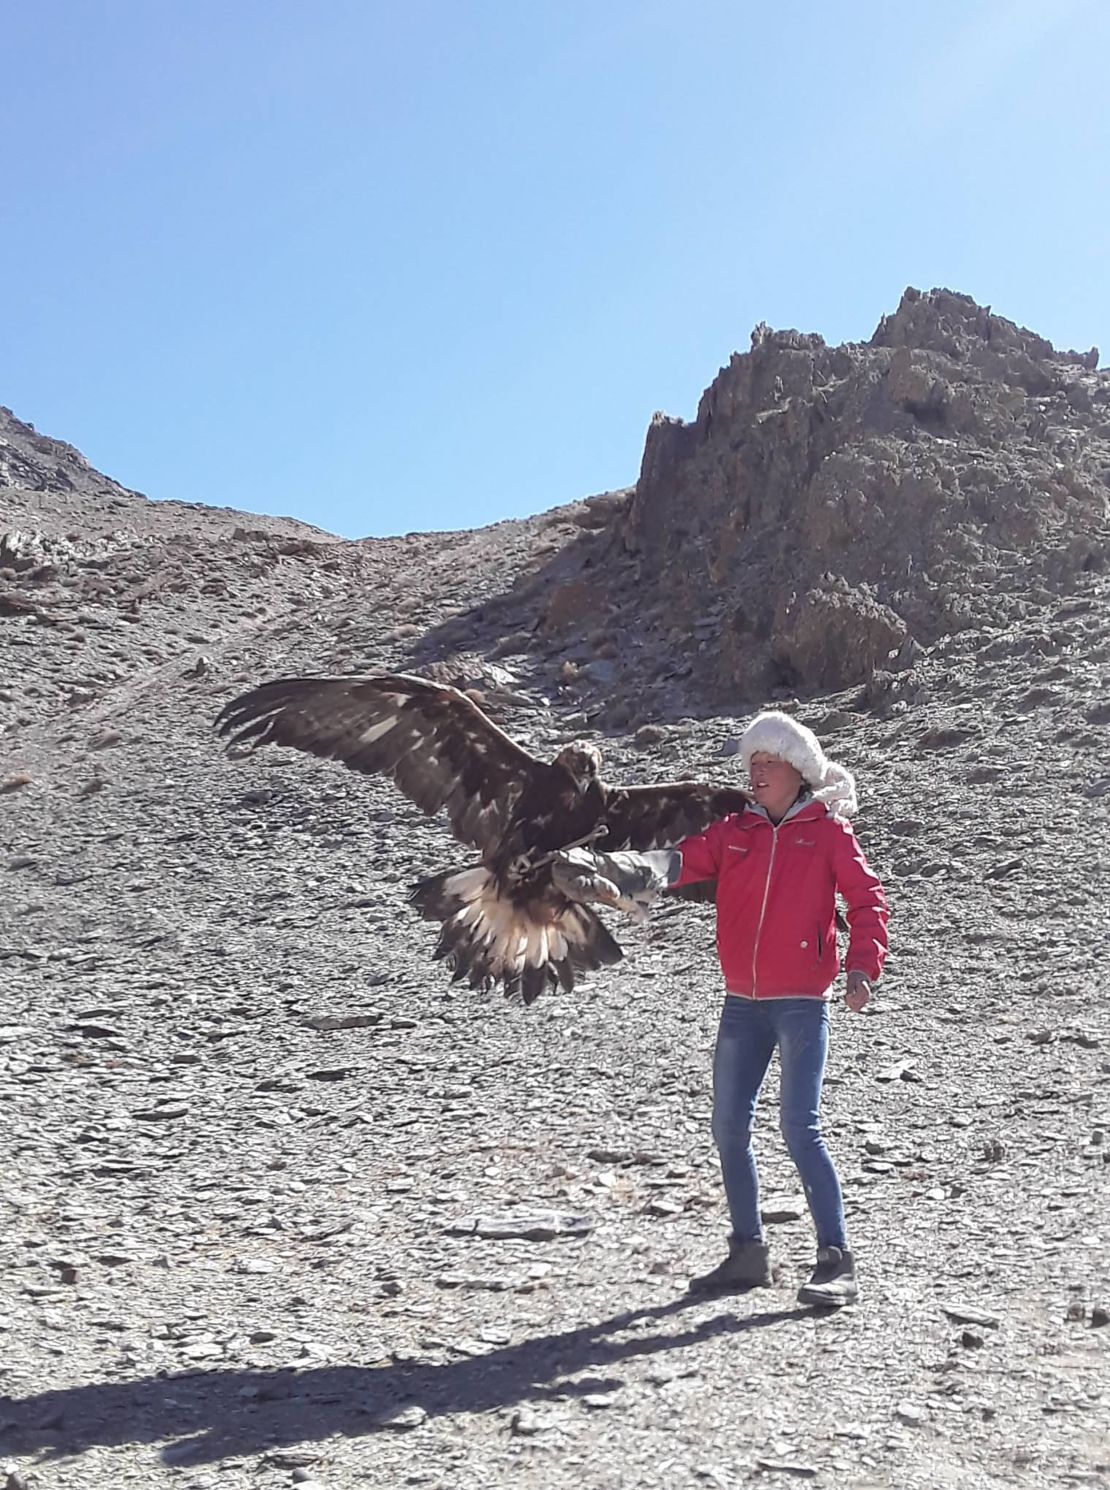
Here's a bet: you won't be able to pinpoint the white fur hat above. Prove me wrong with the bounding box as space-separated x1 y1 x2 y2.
739 710 858 818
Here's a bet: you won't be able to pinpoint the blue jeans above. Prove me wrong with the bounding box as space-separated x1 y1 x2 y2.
711 995 847 1250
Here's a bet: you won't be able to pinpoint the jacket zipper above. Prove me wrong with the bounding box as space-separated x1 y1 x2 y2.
750 822 781 996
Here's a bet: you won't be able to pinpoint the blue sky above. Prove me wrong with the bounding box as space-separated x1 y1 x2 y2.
4 0 1107 538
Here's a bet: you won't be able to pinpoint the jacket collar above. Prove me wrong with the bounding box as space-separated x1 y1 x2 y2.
744 791 825 828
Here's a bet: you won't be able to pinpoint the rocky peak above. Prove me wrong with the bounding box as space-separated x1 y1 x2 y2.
871 286 1099 372
611 287 1109 705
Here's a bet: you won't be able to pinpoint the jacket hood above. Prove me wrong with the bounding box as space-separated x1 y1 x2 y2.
739 711 858 818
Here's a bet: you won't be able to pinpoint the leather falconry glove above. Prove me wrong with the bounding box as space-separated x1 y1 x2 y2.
551 847 681 923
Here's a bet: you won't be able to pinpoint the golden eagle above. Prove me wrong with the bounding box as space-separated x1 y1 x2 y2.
215 674 747 1004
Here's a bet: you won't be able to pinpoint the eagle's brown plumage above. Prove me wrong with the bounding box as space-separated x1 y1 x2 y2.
215 673 748 1003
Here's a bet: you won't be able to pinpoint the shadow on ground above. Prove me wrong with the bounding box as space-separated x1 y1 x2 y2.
4 1294 815 1465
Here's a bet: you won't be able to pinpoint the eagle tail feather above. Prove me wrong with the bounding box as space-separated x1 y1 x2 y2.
553 958 575 994
522 963 552 1005
409 863 622 1004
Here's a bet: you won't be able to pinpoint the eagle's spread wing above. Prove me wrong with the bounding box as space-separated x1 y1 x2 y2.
597 783 749 851
215 673 542 856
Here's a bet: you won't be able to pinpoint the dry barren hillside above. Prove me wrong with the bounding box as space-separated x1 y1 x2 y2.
1 292 1108 1490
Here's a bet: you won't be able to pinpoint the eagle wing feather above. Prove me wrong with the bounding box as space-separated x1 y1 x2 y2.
215 673 544 856
598 782 749 851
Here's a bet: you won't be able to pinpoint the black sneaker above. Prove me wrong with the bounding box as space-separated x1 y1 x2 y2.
687 1239 773 1294
797 1246 858 1307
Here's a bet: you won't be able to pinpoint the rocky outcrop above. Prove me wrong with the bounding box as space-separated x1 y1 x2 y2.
616 288 1109 700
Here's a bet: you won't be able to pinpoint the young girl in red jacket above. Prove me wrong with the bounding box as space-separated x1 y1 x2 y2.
672 710 888 1306
562 710 888 1306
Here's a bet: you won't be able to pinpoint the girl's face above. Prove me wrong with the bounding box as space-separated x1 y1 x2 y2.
748 751 804 821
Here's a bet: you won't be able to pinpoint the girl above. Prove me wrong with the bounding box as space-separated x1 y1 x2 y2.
565 711 888 1305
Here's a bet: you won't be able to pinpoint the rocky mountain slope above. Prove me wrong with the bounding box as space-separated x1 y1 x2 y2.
1 291 1108 1490
622 287 1109 700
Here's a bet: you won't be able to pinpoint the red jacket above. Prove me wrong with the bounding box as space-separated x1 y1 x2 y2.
672 799 888 999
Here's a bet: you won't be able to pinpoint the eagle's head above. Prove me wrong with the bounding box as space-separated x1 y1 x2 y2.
554 739 603 791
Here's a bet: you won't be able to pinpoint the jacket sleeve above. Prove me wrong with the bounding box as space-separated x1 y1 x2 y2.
831 821 889 981
670 817 730 888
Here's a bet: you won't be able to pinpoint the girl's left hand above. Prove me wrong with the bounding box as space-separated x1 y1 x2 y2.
845 971 872 1012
